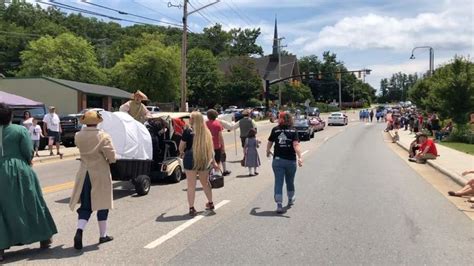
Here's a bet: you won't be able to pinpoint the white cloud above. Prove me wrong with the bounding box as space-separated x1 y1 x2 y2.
300 7 473 53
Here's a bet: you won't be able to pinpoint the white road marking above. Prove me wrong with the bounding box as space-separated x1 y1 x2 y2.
323 136 329 142
302 150 309 156
144 200 231 249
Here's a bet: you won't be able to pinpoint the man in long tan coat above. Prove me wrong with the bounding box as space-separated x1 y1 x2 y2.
69 110 117 250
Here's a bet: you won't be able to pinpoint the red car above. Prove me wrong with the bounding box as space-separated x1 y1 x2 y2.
309 116 326 131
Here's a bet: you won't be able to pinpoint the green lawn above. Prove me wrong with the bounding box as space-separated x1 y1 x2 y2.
439 141 474 155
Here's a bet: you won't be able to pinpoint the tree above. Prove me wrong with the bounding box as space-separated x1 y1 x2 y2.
221 57 262 106
17 33 106 83
111 42 180 102
229 28 264 56
187 48 223 108
271 83 314 105
429 56 474 125
378 72 418 103
192 24 231 57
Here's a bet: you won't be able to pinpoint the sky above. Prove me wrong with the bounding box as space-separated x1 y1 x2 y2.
30 0 474 91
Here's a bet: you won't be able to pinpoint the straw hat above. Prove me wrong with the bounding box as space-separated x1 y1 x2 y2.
131 90 148 101
80 110 103 125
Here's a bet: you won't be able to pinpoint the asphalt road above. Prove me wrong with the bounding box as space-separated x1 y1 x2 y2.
5 115 473 265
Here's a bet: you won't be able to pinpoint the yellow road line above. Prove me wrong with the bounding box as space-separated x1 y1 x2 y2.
42 181 75 194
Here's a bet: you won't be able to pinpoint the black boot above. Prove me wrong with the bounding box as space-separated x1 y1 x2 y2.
40 238 52 249
74 229 83 250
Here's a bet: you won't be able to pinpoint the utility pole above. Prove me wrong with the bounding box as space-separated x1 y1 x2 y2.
180 1 188 112
337 69 342 111
170 0 220 112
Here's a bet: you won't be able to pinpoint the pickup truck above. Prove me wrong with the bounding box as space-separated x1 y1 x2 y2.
11 106 81 150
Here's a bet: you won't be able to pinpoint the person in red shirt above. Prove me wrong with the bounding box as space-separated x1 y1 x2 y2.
409 133 438 163
206 109 231 176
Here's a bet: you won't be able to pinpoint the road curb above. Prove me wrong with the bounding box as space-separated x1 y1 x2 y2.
33 152 79 164
388 131 467 186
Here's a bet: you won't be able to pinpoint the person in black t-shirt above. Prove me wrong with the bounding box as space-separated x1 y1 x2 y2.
266 112 303 214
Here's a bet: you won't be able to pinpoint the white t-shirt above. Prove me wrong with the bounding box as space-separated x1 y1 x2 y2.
29 125 42 141
43 113 61 132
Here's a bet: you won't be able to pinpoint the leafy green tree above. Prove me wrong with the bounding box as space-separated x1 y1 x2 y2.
221 57 262 106
187 48 223 108
429 56 474 125
111 42 180 102
229 28 263 56
192 24 231 57
18 33 106 83
272 83 314 105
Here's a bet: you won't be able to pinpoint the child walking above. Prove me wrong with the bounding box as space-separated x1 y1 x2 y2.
244 129 261 176
29 118 44 157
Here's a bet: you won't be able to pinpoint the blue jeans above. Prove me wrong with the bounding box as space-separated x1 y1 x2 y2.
272 157 297 204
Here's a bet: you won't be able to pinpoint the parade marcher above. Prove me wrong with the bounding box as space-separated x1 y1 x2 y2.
243 128 261 176
232 109 257 150
0 103 57 262
206 109 226 174
369 109 374 122
43 106 63 157
69 110 117 250
266 112 303 214
179 112 219 216
119 90 151 123
29 118 44 157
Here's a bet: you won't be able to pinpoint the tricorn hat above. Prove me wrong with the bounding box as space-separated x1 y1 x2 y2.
131 90 148 101
79 110 103 125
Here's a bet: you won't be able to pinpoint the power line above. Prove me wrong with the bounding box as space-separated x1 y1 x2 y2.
132 0 181 24
228 0 254 25
80 0 182 28
188 1 214 25
37 1 152 25
223 0 251 27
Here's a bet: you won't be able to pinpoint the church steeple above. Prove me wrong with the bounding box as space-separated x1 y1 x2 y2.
272 16 279 57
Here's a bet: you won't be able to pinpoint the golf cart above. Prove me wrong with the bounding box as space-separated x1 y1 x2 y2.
146 112 190 183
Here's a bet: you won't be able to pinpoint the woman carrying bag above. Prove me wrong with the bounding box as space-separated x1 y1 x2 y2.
179 112 219 216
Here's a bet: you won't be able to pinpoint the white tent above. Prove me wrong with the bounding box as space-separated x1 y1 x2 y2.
98 111 152 160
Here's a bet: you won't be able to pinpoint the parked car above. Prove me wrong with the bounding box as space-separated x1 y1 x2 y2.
146 106 160 113
309 116 326 131
224 108 244 122
306 107 320 117
294 118 314 141
328 112 348 126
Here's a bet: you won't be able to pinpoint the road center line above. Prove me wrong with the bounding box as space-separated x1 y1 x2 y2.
144 200 231 249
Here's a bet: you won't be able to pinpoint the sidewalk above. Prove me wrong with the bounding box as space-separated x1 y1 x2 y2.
389 129 474 186
32 146 80 163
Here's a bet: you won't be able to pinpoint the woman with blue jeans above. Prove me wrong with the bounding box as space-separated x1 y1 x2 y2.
266 112 303 214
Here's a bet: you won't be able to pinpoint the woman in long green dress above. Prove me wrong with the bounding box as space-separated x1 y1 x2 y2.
0 103 57 261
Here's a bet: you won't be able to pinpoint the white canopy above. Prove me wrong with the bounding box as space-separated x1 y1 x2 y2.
98 111 152 160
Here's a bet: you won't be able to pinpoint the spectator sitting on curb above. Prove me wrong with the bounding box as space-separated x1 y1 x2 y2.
448 170 474 204
408 133 438 164
408 133 422 158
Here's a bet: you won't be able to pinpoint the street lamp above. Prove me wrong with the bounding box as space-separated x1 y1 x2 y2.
410 46 434 76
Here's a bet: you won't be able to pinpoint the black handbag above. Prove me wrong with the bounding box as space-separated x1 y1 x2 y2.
209 169 224 189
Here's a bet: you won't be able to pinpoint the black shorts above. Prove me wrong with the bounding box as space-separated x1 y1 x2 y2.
183 150 211 171
47 130 61 143
214 149 222 163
